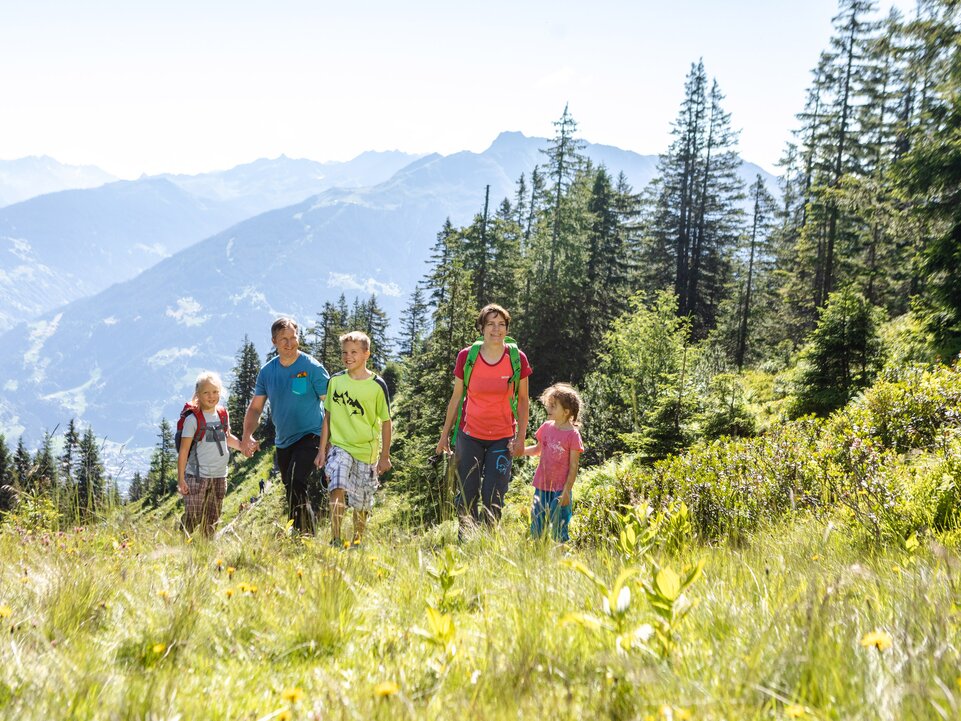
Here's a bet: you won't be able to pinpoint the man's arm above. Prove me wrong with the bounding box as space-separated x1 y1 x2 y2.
242 395 266 457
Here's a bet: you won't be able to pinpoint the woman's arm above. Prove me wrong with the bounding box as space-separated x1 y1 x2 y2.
436 376 465 455
511 376 530 457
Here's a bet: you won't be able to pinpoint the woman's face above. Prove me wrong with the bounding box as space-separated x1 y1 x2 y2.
481 312 508 344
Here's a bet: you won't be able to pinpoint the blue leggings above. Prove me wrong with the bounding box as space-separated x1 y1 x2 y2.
530 488 572 541
455 433 512 524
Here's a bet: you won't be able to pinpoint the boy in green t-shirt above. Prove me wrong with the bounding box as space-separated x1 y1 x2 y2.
314 331 392 547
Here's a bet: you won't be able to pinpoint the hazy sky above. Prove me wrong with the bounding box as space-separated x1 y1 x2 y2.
0 0 906 178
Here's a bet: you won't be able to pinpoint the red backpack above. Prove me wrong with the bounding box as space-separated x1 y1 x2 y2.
174 403 230 456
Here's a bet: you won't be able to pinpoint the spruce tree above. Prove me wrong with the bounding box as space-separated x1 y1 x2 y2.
59 419 80 492
227 335 261 437
147 419 176 505
32 431 57 495
13 437 31 490
398 284 429 357
76 427 105 515
128 471 145 503
0 435 11 488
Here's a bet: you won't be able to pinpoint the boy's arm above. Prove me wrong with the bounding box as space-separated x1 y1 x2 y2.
559 448 582 506
377 419 392 476
315 413 330 469
177 437 192 495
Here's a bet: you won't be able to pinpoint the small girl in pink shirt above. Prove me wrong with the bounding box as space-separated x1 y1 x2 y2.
523 383 584 542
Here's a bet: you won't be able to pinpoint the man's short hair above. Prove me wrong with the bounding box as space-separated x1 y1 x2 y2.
339 331 371 351
271 317 298 340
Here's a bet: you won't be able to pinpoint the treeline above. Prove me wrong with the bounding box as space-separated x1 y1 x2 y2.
0 419 119 520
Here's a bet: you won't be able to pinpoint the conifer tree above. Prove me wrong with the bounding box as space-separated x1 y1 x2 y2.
32 431 57 495
59 419 80 491
13 437 31 490
76 427 105 515
128 471 145 503
147 419 176 505
398 284 429 357
0 435 12 488
227 335 261 437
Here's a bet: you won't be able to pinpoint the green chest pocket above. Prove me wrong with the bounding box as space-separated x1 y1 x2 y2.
291 376 308 396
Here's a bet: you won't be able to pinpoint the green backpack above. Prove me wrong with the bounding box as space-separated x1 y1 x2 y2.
451 337 522 446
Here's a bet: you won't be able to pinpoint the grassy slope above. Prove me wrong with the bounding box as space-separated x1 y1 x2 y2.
1 446 960 721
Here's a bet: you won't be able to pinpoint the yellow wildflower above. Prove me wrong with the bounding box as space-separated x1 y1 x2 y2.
249 585 259 595
0 606 11 619
785 705 806 718
157 590 170 601
225 588 235 599
215 558 224 570
227 566 236 578
277 711 292 721
296 567 303 579
281 687 304 703
186 537 193 545
152 643 167 655
374 681 399 697
860 630 893 651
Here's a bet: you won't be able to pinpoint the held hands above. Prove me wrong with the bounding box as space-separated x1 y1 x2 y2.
241 437 261 458
510 437 526 457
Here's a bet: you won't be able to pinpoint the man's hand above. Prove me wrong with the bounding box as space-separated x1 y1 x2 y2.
241 437 260 458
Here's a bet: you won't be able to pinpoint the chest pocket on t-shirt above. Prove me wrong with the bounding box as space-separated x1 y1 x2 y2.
291 376 308 395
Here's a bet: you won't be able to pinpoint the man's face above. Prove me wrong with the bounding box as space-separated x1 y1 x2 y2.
273 327 299 357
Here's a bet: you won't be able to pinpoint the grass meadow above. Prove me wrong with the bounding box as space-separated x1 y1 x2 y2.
1 452 960 721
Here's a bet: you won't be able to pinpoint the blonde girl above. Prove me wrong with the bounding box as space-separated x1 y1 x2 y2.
177 371 242 537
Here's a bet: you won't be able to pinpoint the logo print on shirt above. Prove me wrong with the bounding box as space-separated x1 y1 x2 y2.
333 389 365 416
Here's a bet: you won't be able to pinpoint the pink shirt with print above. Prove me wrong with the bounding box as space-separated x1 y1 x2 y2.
532 421 585 492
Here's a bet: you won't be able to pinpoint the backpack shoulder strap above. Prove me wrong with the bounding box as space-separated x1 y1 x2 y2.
217 406 229 432
191 406 207 444
452 340 484 447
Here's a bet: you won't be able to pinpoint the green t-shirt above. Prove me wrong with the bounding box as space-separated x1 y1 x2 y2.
326 371 392 464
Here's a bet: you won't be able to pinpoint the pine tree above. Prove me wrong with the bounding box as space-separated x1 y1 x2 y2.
59 419 80 492
13 437 31 490
0 435 12 488
128 471 145 503
398 284 429 357
147 419 176 505
227 335 261 437
31 431 57 495
75 427 105 515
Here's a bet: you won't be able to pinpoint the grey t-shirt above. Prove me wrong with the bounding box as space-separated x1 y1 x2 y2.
182 410 230 477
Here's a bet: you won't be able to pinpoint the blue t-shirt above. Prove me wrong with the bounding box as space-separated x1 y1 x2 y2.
254 352 330 449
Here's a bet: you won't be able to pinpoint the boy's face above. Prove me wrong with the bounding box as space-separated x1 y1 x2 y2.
198 381 221 410
341 341 370 372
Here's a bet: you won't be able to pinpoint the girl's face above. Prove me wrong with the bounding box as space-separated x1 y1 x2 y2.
198 381 221 411
544 397 570 423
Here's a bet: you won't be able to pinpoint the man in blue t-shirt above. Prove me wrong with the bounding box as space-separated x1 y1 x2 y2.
243 317 330 534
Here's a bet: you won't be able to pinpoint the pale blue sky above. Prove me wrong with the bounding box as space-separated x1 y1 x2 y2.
0 0 907 178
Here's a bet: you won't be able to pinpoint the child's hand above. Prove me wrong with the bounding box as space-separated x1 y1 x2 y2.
376 456 392 476
177 477 189 496
314 445 328 469
560 489 571 506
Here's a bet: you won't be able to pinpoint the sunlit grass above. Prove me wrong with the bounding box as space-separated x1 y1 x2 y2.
1 464 960 720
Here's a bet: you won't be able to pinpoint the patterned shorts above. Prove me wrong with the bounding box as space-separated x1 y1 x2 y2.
325 445 379 510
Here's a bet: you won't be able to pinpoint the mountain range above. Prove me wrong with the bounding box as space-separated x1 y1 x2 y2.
0 132 777 474
0 156 116 208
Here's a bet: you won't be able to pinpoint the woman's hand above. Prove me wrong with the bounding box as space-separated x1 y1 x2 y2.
436 433 451 456
510 437 526 457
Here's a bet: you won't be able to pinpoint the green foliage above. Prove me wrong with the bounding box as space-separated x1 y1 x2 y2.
226 335 261 438
790 288 886 417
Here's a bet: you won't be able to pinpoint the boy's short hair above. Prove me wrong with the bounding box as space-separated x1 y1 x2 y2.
271 317 298 340
339 331 371 351
476 303 511 333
